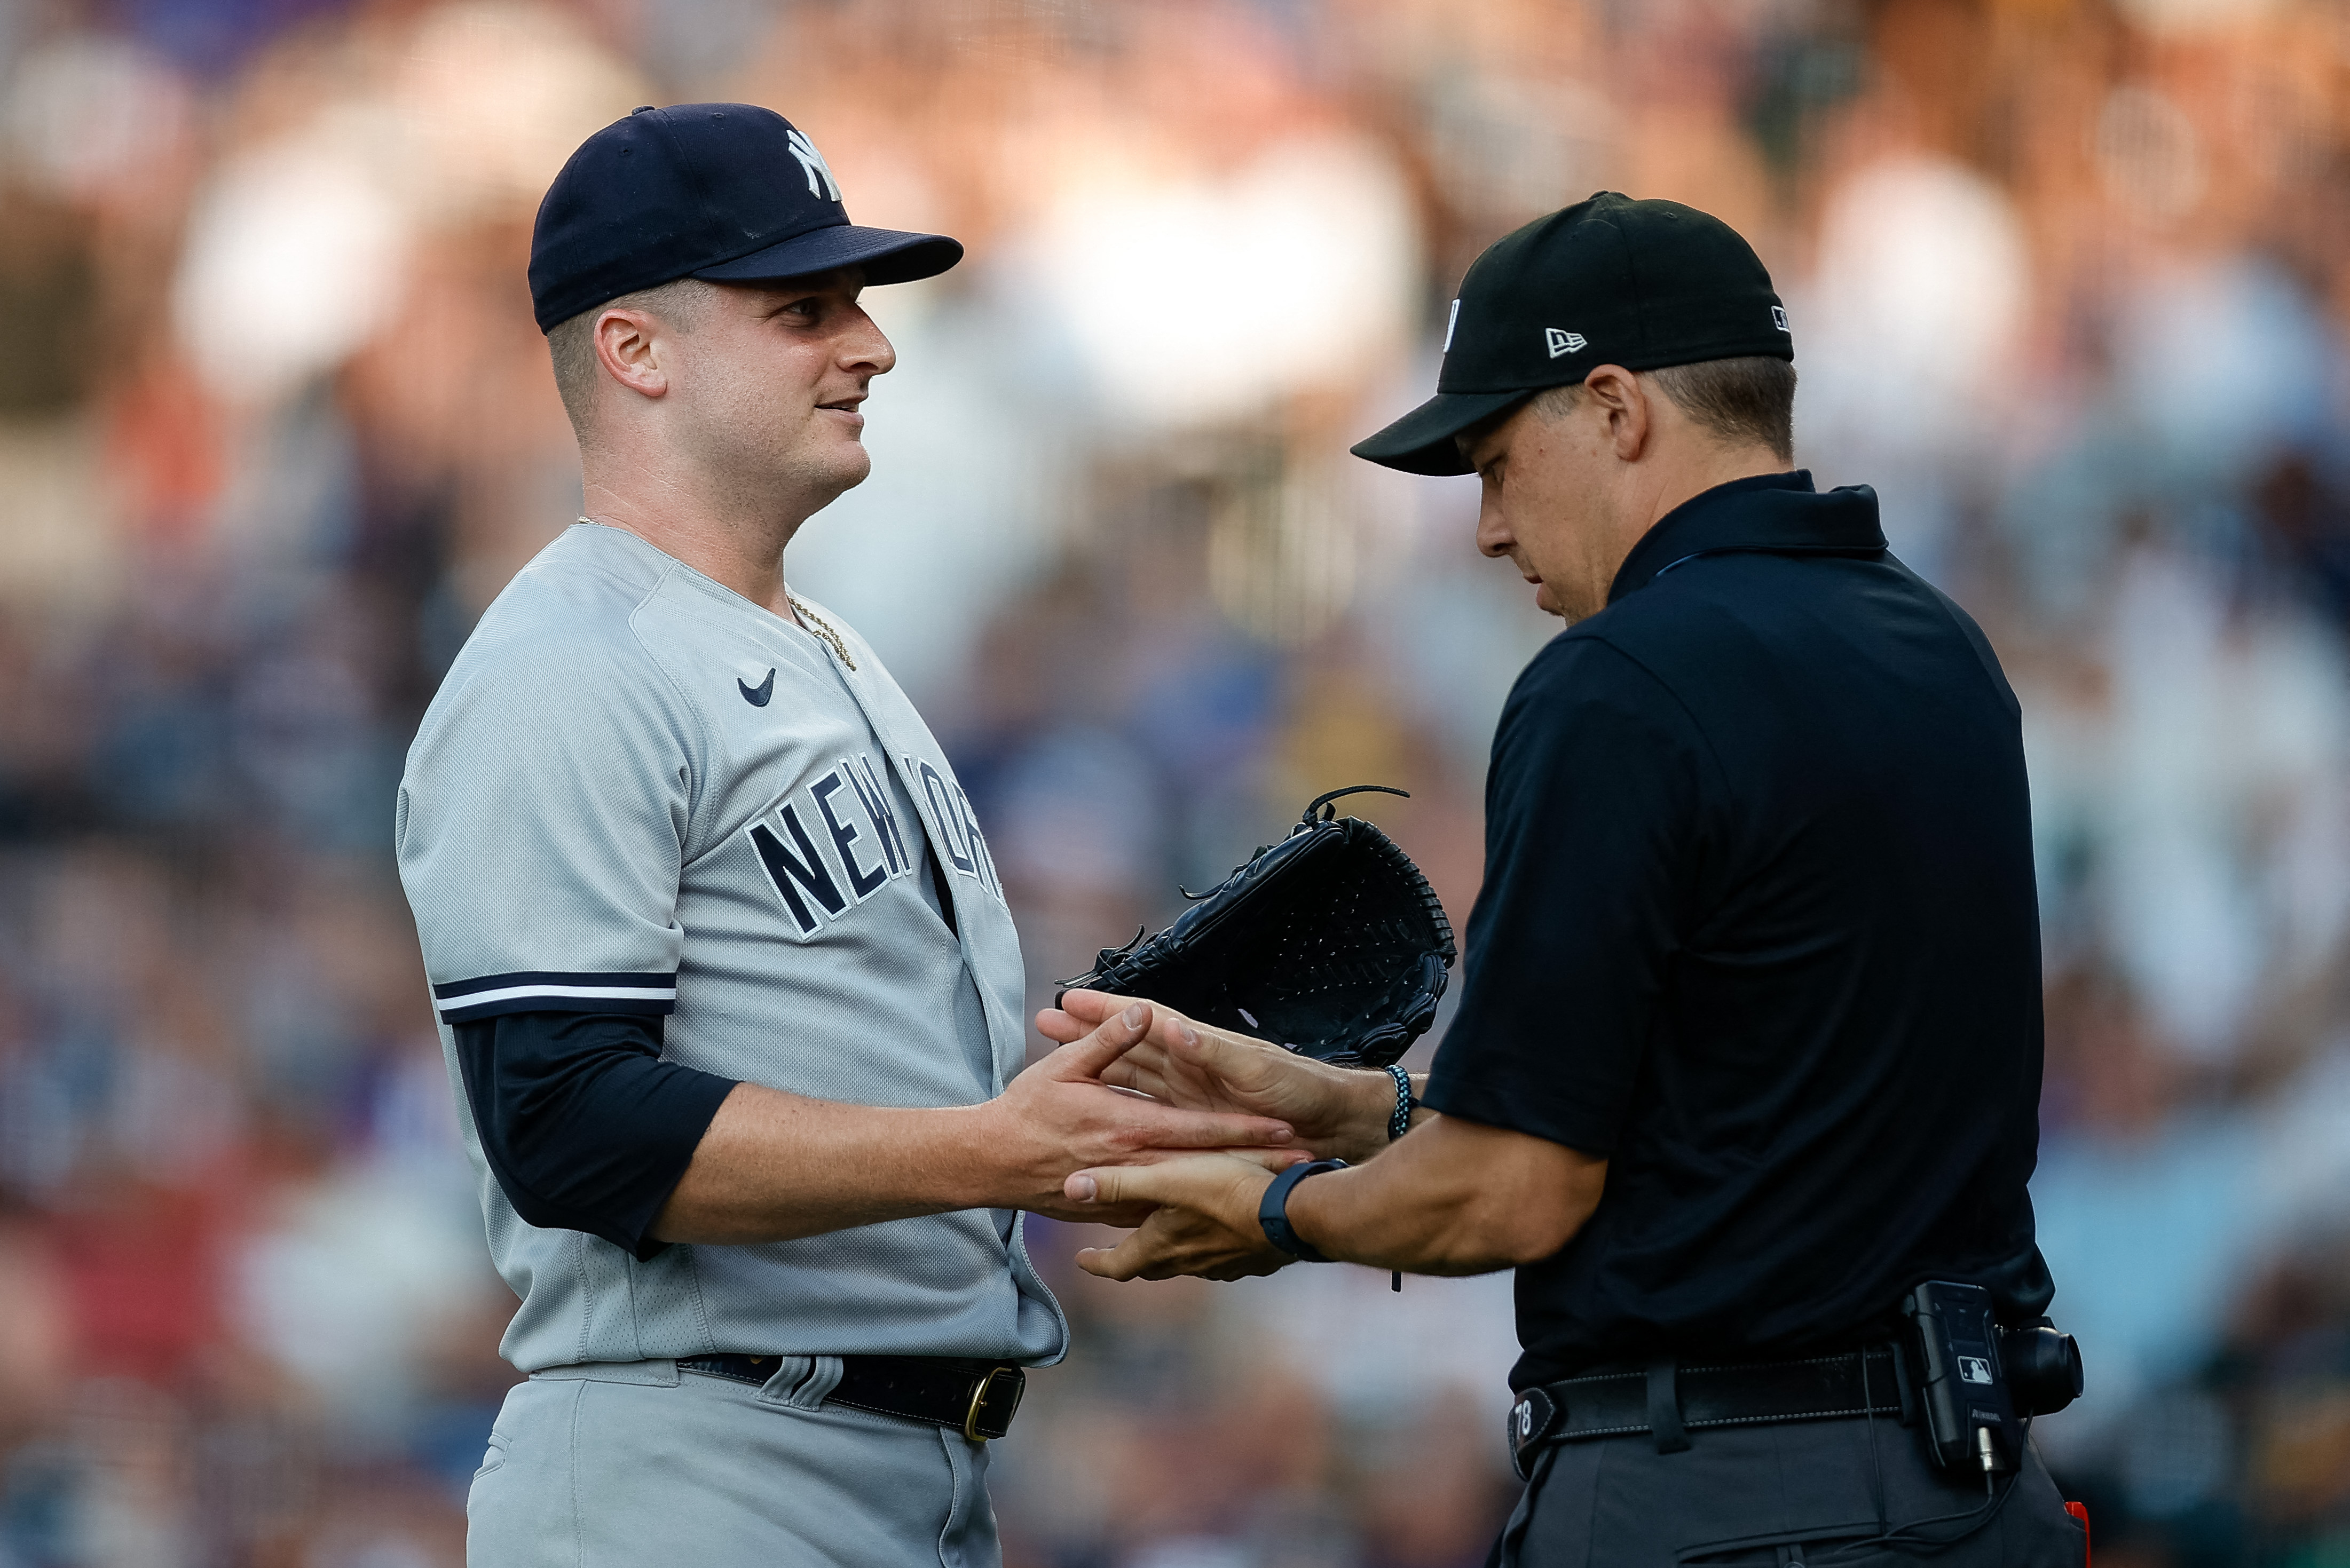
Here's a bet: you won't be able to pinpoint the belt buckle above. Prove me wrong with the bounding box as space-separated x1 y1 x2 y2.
963 1365 1025 1443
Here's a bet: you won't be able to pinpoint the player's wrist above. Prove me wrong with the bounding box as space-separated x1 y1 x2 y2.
965 1089 1135 1214
940 1097 1043 1210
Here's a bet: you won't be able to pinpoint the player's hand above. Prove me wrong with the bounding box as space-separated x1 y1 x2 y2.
987 1001 1305 1225
1040 990 1395 1163
1059 1154 1295 1281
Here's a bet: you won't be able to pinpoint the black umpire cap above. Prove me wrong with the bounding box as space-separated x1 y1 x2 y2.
528 103 963 334
1352 193 1792 476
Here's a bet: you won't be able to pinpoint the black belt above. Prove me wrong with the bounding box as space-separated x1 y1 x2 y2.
1509 1348 1906 1477
677 1353 1027 1442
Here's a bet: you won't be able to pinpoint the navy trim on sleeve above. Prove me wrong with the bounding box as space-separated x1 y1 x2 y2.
452 1010 737 1258
434 970 678 1023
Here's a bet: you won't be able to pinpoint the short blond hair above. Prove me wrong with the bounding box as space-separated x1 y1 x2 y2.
546 278 715 437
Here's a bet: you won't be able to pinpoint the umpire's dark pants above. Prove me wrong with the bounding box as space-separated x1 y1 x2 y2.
1494 1415 2086 1567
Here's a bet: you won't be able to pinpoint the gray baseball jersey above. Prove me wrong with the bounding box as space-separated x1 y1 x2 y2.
396 522 1065 1372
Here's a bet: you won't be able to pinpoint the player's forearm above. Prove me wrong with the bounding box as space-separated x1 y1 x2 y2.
652 1004 1299 1246
647 1083 1025 1245
1282 1114 1607 1274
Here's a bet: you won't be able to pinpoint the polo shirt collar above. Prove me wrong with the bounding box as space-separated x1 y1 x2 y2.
1608 470 1887 605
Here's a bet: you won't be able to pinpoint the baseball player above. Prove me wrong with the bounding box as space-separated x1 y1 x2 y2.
395 104 1295 1565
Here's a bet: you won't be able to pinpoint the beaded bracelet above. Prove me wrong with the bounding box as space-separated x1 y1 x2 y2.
1385 1063 1417 1142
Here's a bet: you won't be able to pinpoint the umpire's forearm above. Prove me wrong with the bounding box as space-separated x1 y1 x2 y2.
1054 991 1426 1163
1321 1070 1435 1164
1281 1113 1608 1274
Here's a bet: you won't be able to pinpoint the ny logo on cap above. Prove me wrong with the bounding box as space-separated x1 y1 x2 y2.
786 129 841 203
1545 328 1587 359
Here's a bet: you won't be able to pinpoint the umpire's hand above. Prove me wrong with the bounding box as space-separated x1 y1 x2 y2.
1060 1153 1300 1281
1040 989 1401 1163
992 1002 1307 1225
1056 1086 1610 1285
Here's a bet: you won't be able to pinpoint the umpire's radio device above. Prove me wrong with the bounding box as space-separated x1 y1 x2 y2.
1900 1281 2085 1482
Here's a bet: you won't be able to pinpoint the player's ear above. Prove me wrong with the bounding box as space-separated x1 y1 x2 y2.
594 307 671 400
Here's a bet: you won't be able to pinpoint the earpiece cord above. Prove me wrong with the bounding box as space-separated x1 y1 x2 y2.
1867 1416 2033 1552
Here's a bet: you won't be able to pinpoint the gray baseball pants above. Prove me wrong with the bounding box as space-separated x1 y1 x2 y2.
466 1357 998 1567
1495 1414 2087 1567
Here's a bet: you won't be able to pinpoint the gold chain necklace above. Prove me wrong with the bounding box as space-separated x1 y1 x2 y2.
786 592 856 670
575 516 856 670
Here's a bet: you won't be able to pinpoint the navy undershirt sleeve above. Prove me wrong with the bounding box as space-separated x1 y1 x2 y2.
452 1010 740 1260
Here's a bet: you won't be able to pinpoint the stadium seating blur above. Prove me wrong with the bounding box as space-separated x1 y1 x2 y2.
1 2 2347 1563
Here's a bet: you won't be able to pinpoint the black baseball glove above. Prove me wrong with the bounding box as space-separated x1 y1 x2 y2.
1058 786 1456 1068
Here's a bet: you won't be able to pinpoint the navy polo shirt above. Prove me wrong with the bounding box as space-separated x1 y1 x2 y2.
1423 471 2052 1387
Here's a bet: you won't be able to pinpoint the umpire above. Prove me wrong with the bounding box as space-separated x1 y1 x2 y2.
1054 195 2087 1566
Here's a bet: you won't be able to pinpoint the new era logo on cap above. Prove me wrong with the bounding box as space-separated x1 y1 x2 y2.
1545 328 1587 358
1772 305 1789 332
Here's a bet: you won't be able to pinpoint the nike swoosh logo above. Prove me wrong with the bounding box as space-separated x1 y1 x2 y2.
738 668 775 707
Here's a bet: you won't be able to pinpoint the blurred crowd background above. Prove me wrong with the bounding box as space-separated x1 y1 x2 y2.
1 0 2348 1563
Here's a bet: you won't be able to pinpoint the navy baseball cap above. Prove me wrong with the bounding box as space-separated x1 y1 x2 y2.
1352 193 1792 476
528 103 963 334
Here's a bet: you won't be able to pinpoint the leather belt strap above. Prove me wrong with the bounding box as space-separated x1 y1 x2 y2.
1646 1360 1692 1453
678 1353 1028 1442
1509 1347 1904 1477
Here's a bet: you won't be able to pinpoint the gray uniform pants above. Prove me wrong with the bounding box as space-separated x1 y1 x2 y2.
466 1358 998 1567
1496 1415 2087 1567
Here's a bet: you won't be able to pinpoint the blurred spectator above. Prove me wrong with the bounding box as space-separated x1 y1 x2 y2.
0 1 2347 1563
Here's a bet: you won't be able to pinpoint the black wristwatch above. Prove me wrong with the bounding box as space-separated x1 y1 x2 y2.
1258 1159 1348 1262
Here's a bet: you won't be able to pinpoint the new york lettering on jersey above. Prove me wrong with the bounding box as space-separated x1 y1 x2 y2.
908 755 1001 897
747 750 920 936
